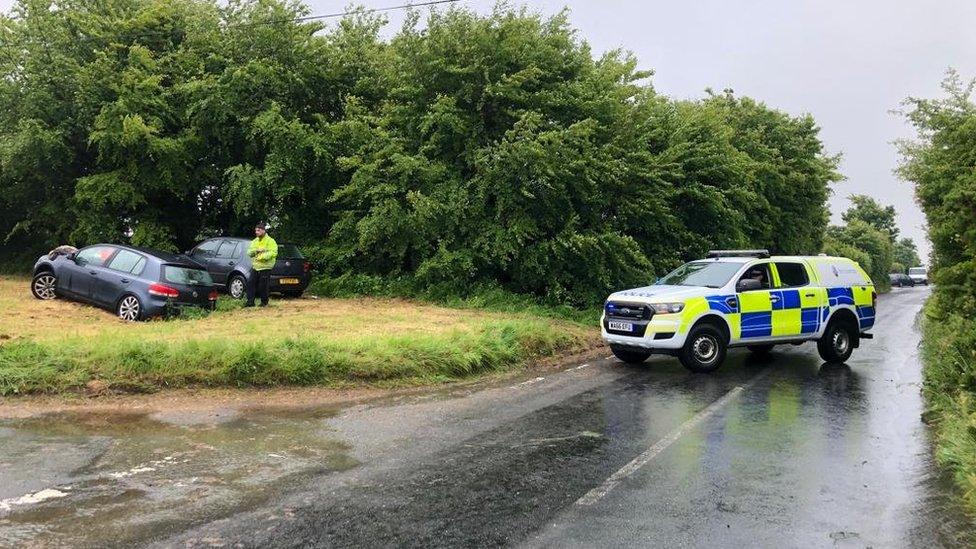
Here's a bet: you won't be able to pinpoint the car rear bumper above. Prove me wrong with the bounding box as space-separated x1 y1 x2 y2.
144 298 216 318
269 274 309 294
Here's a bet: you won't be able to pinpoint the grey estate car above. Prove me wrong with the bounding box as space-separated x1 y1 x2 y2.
31 245 218 320
186 237 311 299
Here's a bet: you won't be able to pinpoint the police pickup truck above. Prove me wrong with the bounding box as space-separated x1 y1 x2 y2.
601 250 876 372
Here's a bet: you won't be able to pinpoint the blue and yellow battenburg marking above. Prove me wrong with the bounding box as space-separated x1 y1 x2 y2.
702 288 830 339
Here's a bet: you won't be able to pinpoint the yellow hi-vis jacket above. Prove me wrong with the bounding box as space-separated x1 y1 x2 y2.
247 235 278 271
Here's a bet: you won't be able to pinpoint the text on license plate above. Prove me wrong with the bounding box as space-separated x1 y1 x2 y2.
608 321 634 332
279 278 300 285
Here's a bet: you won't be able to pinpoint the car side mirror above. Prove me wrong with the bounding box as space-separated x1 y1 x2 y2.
736 278 762 292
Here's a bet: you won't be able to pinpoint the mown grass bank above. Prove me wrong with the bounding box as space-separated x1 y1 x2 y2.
920 299 976 516
0 277 599 395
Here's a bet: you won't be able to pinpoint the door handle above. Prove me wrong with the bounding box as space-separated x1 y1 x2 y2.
228 261 235 266
804 292 816 298
89 271 98 276
769 295 780 302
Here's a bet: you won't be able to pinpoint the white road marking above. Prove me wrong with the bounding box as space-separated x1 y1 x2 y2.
0 488 69 512
576 368 772 506
1 454 186 513
511 377 545 389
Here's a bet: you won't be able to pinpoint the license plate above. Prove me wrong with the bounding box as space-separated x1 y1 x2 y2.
608 321 634 332
279 278 300 285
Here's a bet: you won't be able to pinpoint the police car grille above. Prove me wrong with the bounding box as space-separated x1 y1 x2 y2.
605 302 652 320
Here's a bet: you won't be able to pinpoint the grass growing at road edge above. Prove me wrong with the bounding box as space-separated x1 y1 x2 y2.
0 276 598 395
920 298 976 517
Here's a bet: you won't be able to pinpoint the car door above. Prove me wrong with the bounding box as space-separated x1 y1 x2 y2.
188 239 219 273
96 249 147 306
66 246 118 301
209 240 241 285
770 260 823 339
736 262 776 339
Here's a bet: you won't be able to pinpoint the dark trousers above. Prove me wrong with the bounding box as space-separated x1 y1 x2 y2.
246 269 271 306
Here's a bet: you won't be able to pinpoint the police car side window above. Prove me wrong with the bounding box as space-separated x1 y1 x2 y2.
738 263 772 290
775 262 809 287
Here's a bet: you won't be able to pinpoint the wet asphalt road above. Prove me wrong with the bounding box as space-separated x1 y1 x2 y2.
1 287 974 547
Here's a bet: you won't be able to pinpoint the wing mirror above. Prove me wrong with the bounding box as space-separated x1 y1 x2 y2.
736 278 762 292
67 252 78 262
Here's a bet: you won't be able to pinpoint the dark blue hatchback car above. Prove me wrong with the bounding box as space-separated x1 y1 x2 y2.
31 244 218 320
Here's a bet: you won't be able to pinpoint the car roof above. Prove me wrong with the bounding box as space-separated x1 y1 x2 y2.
203 236 296 245
119 245 202 267
692 255 855 264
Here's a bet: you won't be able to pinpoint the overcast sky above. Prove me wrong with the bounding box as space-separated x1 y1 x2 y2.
5 0 976 259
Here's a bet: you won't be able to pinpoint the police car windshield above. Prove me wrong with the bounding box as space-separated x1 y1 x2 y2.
657 261 742 288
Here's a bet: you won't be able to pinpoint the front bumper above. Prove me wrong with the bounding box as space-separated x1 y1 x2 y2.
601 313 687 350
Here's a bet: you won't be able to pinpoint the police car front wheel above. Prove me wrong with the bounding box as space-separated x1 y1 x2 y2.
679 324 728 373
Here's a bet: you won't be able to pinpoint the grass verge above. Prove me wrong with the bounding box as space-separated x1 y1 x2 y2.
0 276 599 395
920 298 976 516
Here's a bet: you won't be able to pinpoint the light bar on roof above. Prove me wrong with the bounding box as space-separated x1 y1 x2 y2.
706 249 770 259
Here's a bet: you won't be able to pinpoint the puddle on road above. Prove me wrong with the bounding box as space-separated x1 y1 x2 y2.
0 406 358 547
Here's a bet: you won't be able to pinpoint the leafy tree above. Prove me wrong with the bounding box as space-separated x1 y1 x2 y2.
0 0 841 305
842 194 899 240
892 237 921 272
899 71 976 315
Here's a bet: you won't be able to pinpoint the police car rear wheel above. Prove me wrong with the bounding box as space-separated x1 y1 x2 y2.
611 347 651 364
679 324 727 373
817 321 855 363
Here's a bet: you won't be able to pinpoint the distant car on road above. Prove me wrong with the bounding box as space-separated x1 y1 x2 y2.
186 238 311 299
602 250 876 372
908 266 928 285
889 273 915 287
31 245 218 320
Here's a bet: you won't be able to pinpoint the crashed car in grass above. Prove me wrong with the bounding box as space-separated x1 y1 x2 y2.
31 245 218 321
186 237 312 299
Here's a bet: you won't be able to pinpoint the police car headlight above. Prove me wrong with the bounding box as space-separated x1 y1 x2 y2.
650 302 684 314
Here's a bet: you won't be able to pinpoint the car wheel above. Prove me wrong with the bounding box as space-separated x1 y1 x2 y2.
228 275 246 299
817 319 856 363
679 323 728 373
117 294 142 321
31 272 58 300
611 346 651 364
747 344 774 356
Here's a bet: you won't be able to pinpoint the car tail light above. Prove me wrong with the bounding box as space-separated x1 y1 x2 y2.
303 261 311 273
208 290 218 301
148 283 180 298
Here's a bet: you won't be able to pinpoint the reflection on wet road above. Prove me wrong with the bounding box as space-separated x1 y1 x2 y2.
1 287 973 547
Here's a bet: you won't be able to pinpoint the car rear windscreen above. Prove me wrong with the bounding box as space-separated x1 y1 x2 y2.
909 267 926 275
162 265 213 286
278 244 303 259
